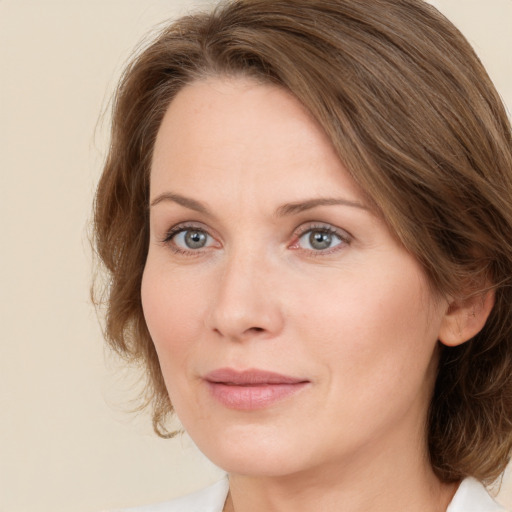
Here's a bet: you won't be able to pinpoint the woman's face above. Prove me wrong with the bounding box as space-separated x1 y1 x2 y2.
142 77 449 478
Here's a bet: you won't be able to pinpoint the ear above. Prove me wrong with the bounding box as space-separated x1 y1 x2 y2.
438 288 495 347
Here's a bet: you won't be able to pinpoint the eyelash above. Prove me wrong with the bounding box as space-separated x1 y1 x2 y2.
161 222 352 256
290 223 351 255
161 223 215 256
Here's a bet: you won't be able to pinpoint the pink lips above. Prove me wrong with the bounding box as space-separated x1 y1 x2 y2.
204 368 309 410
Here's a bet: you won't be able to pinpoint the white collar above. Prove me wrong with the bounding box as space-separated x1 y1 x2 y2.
447 477 507 512
115 476 508 511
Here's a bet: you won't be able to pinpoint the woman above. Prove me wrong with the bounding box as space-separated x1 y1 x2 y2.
93 0 512 510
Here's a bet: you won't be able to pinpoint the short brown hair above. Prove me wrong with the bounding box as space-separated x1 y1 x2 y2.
93 0 512 483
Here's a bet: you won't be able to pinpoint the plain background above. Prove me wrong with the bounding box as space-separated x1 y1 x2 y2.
1 1 511 511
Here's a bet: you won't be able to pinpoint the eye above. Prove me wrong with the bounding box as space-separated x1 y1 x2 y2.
163 225 218 253
175 229 210 249
290 224 350 253
299 229 342 251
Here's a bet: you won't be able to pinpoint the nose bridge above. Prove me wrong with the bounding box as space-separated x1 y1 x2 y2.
208 242 283 340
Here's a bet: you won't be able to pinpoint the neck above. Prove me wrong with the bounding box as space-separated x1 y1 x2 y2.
224 434 458 512
225 468 457 512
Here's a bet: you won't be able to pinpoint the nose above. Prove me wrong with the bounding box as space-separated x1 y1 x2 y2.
206 249 285 342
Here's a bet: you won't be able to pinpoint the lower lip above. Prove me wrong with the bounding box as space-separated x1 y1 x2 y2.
206 382 309 410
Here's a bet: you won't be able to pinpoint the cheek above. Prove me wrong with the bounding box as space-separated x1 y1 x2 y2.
297 260 442 396
140 263 205 375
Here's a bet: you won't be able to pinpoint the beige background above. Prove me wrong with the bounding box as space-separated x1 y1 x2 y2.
1 1 511 511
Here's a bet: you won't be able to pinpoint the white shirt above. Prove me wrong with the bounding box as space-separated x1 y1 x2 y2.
114 476 509 512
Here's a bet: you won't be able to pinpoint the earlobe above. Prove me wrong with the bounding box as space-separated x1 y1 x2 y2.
438 288 495 347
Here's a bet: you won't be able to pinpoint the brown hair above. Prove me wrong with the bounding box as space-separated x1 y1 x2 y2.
93 0 512 484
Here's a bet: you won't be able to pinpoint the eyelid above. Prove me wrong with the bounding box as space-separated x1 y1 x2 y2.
161 221 204 243
158 221 351 255
160 222 221 254
288 222 352 252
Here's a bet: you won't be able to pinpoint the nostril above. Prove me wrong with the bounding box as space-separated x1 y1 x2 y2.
249 327 264 333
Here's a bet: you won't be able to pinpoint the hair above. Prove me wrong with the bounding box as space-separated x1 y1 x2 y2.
93 0 512 484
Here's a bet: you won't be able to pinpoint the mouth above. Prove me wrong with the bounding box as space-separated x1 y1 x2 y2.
203 368 310 410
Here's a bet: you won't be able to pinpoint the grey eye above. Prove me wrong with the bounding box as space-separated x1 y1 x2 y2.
172 229 212 250
184 230 207 249
309 231 332 250
298 229 342 251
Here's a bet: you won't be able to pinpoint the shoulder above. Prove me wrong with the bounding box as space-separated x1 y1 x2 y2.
447 478 510 512
109 478 229 512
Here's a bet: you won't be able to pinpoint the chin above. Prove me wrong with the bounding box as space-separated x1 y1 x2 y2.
183 422 297 476
191 423 333 479
207 449 308 478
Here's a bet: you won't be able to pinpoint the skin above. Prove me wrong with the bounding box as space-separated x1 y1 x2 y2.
141 77 490 511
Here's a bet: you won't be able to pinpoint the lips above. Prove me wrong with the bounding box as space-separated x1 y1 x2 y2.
204 368 309 410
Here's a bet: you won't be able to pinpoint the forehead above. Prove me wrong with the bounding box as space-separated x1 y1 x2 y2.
152 77 329 169
150 77 364 206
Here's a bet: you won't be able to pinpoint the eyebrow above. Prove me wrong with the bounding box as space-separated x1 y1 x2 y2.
150 192 368 217
274 197 369 217
150 192 211 215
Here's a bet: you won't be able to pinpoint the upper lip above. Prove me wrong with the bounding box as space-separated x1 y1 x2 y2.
204 368 308 386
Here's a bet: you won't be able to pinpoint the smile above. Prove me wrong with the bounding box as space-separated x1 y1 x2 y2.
204 368 310 410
